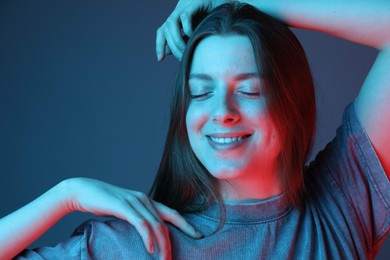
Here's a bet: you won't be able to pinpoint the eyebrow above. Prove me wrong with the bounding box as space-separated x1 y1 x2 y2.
233 73 259 81
189 73 259 81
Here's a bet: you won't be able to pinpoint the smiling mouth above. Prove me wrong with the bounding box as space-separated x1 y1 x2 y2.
207 134 252 144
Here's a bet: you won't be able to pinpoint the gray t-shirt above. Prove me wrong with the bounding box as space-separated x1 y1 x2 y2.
17 102 390 259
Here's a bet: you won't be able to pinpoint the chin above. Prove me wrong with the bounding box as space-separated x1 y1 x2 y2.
209 168 244 180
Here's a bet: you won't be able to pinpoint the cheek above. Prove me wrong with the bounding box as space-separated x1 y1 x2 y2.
243 103 268 130
186 104 208 139
186 105 209 161
245 105 281 153
259 117 282 158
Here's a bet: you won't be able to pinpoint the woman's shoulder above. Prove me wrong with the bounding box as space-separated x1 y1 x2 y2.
16 218 152 259
72 217 140 242
71 218 152 258
303 101 390 254
74 218 133 234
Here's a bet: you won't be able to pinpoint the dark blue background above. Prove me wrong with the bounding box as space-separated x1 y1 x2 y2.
0 1 388 258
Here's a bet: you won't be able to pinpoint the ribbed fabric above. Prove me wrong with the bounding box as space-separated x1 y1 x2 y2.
17 102 390 259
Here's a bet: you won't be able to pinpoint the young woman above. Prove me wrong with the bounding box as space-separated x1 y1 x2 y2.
1 1 389 259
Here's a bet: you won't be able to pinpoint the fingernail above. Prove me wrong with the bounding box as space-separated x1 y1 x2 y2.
195 230 203 238
150 244 155 254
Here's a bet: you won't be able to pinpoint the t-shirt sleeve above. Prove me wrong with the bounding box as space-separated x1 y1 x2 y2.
14 221 90 259
307 101 390 255
15 219 152 259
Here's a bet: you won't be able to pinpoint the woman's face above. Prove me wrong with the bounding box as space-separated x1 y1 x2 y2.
186 35 281 183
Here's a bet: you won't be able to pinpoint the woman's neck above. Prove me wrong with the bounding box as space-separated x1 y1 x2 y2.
218 169 283 204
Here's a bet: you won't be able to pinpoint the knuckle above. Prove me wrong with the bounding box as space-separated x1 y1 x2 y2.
163 25 170 35
170 11 179 19
156 222 168 233
139 192 149 202
134 191 146 199
170 208 179 216
137 219 150 230
126 194 136 204
165 207 179 217
180 11 189 20
165 208 186 224
156 25 164 34
165 17 176 27
164 214 174 223
115 199 128 210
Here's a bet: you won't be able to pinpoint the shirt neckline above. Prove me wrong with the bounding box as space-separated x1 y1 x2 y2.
196 193 292 224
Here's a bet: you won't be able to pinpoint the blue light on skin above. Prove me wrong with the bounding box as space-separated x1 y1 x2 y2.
186 35 283 203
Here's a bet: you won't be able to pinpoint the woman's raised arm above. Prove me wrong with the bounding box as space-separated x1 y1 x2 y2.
0 178 202 259
156 0 390 176
254 1 390 177
157 0 390 59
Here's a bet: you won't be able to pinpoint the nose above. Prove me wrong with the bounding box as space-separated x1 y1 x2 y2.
211 93 240 125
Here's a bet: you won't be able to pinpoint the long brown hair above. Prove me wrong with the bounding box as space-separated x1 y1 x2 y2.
149 3 316 212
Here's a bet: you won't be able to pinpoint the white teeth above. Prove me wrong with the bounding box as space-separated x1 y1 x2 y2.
209 136 246 144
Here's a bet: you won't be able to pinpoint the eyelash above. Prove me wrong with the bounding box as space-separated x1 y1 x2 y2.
190 91 261 100
190 93 211 100
239 91 261 97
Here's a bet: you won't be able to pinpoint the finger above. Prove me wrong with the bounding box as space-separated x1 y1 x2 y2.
153 201 203 238
180 10 193 36
131 194 173 259
156 26 166 61
164 27 183 61
165 45 172 57
178 1 203 37
166 17 186 51
165 17 186 59
156 42 172 62
120 203 156 254
153 220 172 260
133 192 163 223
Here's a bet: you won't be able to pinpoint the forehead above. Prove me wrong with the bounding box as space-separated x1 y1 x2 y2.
189 35 259 77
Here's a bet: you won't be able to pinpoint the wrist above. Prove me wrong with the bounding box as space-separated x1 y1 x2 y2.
55 178 79 215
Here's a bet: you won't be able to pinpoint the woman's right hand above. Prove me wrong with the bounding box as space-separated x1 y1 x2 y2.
156 0 231 61
64 177 202 260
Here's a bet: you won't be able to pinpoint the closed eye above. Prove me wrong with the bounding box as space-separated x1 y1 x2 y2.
238 91 261 97
190 92 212 100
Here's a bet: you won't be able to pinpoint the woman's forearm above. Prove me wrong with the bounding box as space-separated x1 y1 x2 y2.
246 0 390 49
0 177 202 259
0 180 72 259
